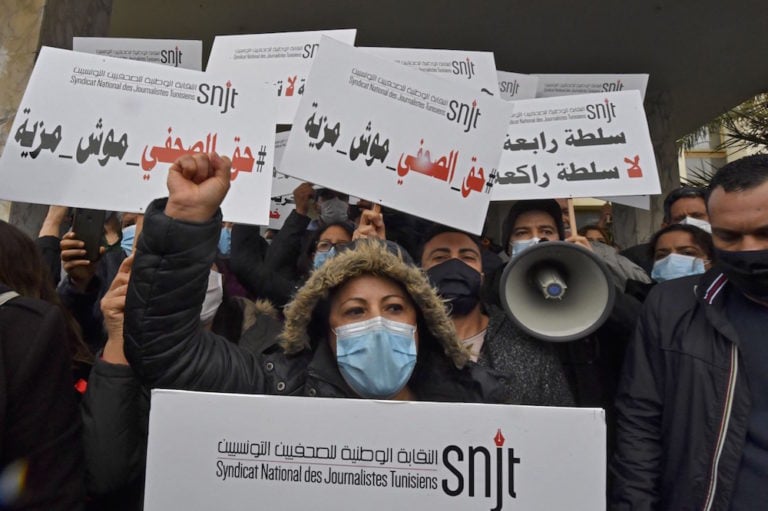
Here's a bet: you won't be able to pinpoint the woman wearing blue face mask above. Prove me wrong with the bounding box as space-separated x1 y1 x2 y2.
123 151 495 403
649 224 714 283
306 223 354 271
278 240 489 401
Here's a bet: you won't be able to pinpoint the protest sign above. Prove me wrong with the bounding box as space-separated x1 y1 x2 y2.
280 37 512 235
72 37 203 70
268 196 295 229
360 47 499 96
271 130 304 198
534 74 649 100
492 90 660 202
206 30 357 124
0 47 276 225
497 71 539 101
145 390 605 511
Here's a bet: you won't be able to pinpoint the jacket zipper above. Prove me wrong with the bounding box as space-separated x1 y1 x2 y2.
702 343 738 511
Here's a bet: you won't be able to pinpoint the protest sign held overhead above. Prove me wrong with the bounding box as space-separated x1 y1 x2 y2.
492 90 660 201
497 71 539 101
72 37 203 70
206 30 357 124
144 390 606 511
535 74 649 100
0 47 276 225
360 47 499 97
280 37 513 235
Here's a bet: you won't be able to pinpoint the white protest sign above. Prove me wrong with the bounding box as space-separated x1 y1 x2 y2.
271 130 305 198
534 74 649 100
145 390 605 511
492 91 660 201
206 30 357 124
268 131 304 229
497 71 539 101
280 37 512 235
0 47 276 225
73 37 203 70
268 196 295 229
361 47 499 96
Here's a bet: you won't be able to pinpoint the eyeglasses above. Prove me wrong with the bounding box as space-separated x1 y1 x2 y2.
316 240 350 253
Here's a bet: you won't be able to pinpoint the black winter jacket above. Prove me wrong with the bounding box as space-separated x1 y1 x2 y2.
610 270 750 511
0 285 85 510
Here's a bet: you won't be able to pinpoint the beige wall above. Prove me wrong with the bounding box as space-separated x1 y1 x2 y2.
0 0 47 222
0 0 113 233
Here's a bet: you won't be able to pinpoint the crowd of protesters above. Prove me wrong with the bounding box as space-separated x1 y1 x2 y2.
1 152 767 510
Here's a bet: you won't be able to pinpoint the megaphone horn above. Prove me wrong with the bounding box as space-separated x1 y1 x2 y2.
499 241 616 342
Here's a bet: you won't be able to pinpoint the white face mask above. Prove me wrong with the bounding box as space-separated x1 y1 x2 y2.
678 216 712 233
509 237 541 259
200 270 223 325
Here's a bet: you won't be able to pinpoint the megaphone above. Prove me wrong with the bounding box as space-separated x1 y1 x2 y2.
499 241 616 342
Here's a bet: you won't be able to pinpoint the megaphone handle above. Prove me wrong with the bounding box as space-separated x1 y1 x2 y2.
568 198 577 233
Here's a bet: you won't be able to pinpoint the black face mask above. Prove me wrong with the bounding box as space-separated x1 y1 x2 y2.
715 248 768 301
425 258 482 316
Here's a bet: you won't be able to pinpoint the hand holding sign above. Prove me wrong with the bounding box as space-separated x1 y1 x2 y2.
292 182 314 216
165 152 231 223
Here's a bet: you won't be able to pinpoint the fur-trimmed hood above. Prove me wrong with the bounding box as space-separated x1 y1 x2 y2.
279 239 470 368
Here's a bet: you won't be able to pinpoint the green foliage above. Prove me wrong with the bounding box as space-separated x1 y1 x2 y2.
677 92 768 155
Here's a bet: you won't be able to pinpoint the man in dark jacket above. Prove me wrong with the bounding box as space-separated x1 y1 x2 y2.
419 225 573 406
610 154 768 510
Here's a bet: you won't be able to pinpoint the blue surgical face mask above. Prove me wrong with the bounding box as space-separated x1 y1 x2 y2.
121 224 136 255
334 316 417 399
313 246 336 270
509 237 541 260
218 226 232 256
651 253 706 282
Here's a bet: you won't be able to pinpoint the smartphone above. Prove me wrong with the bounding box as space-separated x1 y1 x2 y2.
72 208 105 261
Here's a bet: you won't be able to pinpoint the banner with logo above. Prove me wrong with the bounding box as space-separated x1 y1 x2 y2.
145 390 605 510
206 29 357 124
0 47 276 225
497 71 539 101
492 90 659 201
534 74 649 100
72 37 203 70
280 37 512 235
360 47 499 96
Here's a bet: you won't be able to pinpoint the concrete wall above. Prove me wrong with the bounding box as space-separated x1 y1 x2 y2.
0 0 113 235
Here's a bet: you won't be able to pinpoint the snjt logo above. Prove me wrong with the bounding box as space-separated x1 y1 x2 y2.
197 80 239 114
441 429 521 511
160 46 183 67
586 98 617 124
446 99 482 133
452 57 476 80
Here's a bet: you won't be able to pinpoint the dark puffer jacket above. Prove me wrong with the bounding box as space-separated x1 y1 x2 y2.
125 199 498 402
610 270 750 511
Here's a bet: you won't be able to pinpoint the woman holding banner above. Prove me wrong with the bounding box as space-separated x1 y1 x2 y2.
123 152 498 402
